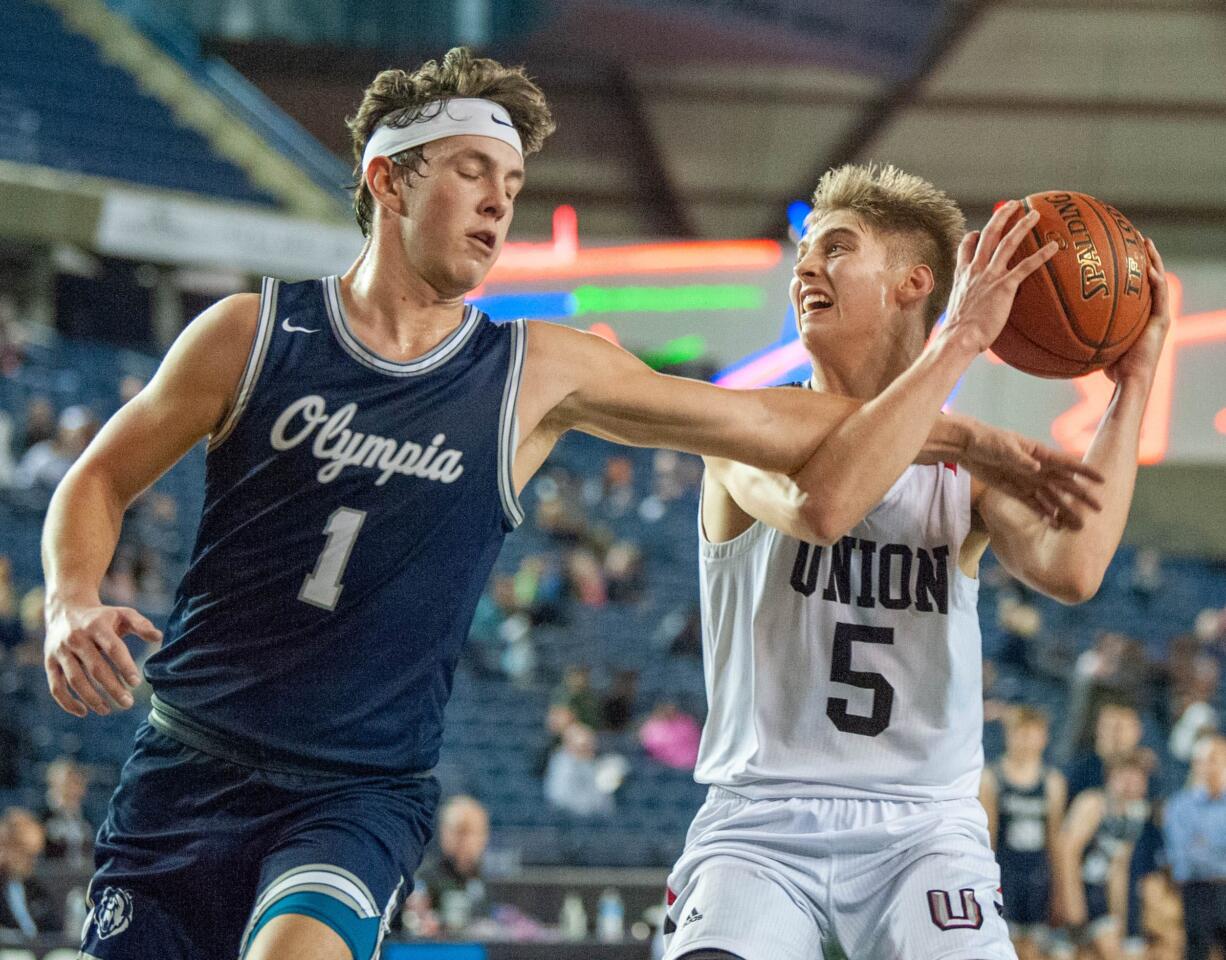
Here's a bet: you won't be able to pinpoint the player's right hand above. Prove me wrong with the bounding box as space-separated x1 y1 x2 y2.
942 199 1060 355
961 422 1104 529
44 601 163 717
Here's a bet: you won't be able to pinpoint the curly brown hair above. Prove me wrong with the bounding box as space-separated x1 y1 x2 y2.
809 163 966 336
347 47 555 237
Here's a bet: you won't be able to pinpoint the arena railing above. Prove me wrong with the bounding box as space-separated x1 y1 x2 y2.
100 0 351 203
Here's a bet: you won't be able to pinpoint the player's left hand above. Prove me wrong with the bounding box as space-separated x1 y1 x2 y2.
1105 238 1171 386
961 423 1104 530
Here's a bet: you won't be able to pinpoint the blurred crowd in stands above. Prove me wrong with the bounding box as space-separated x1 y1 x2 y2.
0 301 1223 953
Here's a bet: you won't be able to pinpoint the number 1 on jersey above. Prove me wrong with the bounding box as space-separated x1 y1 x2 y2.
300 507 367 610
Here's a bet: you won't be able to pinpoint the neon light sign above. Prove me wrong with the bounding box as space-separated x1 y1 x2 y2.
1050 273 1226 463
482 205 782 286
479 206 1224 463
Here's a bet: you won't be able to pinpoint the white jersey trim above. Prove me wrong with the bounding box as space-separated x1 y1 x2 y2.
696 481 773 560
322 275 482 377
239 863 380 956
497 318 526 528
208 276 278 452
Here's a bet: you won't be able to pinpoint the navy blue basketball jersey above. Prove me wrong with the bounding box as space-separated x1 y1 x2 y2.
1082 800 1149 887
144 276 524 775
993 763 1051 873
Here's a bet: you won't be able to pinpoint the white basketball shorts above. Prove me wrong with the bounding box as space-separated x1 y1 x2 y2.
662 787 1015 960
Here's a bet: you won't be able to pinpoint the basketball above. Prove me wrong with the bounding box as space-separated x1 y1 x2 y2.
991 191 1152 378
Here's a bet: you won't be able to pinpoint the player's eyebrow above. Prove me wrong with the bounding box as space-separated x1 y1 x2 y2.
797 225 859 257
811 226 859 247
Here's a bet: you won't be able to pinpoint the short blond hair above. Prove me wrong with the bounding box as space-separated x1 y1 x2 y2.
809 163 965 335
1004 705 1049 732
346 47 555 237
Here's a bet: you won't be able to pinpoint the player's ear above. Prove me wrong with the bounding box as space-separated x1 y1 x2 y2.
366 157 405 220
896 263 935 309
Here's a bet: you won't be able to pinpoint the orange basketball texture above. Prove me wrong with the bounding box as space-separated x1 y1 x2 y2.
990 191 1151 378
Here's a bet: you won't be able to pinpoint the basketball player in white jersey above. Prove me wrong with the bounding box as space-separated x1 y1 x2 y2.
661 164 1172 960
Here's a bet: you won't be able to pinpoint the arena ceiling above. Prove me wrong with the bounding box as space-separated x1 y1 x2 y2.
214 0 1226 255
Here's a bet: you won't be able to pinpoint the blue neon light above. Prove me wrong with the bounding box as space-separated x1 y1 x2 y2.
788 200 813 239
471 291 576 321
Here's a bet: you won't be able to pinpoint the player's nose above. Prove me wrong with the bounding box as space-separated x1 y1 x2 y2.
481 189 510 220
794 257 822 280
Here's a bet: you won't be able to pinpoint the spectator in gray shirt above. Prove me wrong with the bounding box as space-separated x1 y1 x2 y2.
13 405 97 490
545 723 613 817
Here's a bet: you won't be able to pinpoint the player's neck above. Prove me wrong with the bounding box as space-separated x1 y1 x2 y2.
340 241 469 357
1001 754 1043 784
806 336 916 400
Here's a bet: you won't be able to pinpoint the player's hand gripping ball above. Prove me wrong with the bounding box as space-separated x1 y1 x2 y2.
990 191 1151 378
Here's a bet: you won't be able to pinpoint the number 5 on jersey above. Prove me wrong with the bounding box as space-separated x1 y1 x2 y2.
827 622 895 737
300 507 367 610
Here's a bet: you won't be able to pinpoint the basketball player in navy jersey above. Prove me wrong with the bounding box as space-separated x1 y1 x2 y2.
40 52 1099 960
661 165 1171 960
1055 753 1152 960
980 707 1067 960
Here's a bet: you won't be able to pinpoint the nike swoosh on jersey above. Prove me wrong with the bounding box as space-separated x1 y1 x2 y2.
282 318 319 334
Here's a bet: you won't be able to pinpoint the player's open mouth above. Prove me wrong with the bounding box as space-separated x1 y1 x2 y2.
468 231 496 252
800 289 834 316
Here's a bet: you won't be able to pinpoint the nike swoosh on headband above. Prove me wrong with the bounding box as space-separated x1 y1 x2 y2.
362 98 524 173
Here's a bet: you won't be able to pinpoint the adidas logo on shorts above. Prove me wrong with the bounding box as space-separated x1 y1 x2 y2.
683 907 704 927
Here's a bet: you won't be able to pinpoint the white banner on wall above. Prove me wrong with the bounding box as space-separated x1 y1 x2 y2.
95 189 363 279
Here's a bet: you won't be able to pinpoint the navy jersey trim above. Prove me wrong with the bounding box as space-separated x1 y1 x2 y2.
209 277 279 451
322 276 481 377
498 318 526 529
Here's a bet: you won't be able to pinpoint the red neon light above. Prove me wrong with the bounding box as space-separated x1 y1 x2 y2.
1050 273 1226 463
483 206 781 284
487 238 782 283
587 322 620 346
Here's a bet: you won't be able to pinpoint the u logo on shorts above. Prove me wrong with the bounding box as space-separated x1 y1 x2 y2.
927 888 984 931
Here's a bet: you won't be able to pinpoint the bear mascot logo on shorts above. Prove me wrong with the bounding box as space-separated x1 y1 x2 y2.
94 886 134 940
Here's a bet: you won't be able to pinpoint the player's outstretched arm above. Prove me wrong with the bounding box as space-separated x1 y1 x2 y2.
1045 769 1070 923
973 239 1172 604
520 204 1079 499
522 321 859 473
1054 790 1104 927
42 293 260 717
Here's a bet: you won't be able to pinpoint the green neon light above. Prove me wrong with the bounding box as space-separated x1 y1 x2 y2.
640 335 707 369
572 284 763 315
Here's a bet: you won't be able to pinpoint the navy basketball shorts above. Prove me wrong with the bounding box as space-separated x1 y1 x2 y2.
80 723 439 960
1076 882 1117 943
998 858 1050 934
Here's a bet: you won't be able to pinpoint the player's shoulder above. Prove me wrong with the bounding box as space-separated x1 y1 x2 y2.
194 291 262 338
522 318 604 353
159 292 263 390
521 318 641 394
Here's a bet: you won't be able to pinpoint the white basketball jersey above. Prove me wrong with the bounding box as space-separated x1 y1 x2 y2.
694 462 983 802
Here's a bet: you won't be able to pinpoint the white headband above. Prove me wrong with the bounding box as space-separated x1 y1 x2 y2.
361 98 523 174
